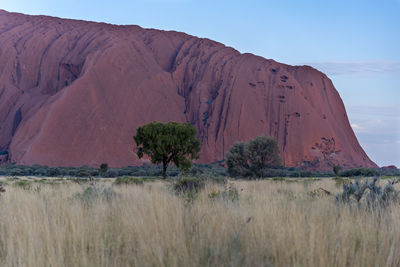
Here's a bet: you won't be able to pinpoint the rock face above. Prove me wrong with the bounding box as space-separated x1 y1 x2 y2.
381 165 398 171
0 10 377 170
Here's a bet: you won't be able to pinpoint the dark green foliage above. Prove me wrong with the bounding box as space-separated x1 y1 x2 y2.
34 168 48 176
46 167 62 177
0 163 226 178
333 165 340 176
380 167 400 176
76 170 92 178
226 136 281 178
174 177 205 194
184 163 228 179
246 136 281 175
339 168 379 177
10 169 23 176
0 150 8 155
226 142 250 177
134 122 201 178
99 163 108 176
336 178 400 209
0 163 389 179
173 177 205 201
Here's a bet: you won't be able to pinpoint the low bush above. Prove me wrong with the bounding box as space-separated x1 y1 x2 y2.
174 177 205 194
339 168 379 177
73 185 117 205
336 178 400 209
173 177 205 202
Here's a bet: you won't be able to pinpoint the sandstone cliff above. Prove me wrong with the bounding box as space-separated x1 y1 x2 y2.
0 10 377 170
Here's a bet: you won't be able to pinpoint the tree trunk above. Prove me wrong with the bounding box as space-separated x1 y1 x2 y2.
162 162 168 179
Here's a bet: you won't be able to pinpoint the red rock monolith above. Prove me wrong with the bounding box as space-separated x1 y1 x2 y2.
0 10 377 170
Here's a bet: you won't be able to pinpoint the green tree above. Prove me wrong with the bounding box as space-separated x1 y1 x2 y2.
226 136 281 178
226 142 250 177
99 163 108 176
247 136 281 177
134 122 201 179
333 165 340 176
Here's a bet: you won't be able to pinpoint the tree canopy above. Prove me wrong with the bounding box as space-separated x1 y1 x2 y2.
226 136 281 178
134 122 201 178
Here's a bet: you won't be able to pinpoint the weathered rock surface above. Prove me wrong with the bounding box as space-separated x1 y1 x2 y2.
0 10 377 170
381 165 398 171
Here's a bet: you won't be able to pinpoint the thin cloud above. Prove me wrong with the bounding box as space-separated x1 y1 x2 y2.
351 123 365 133
347 105 400 118
301 61 400 76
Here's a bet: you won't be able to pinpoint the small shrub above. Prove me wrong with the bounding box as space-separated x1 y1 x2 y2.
76 170 91 178
34 168 49 176
10 169 22 176
173 177 205 201
174 177 205 194
335 178 400 209
74 185 117 205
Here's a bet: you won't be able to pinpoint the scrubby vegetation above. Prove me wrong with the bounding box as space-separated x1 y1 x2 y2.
338 167 380 177
0 163 227 178
0 162 398 179
335 177 400 209
226 136 281 177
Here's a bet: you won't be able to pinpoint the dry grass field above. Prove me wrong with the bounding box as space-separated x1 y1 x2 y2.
0 177 399 266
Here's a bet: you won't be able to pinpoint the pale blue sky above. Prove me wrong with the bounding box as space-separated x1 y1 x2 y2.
1 0 399 167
